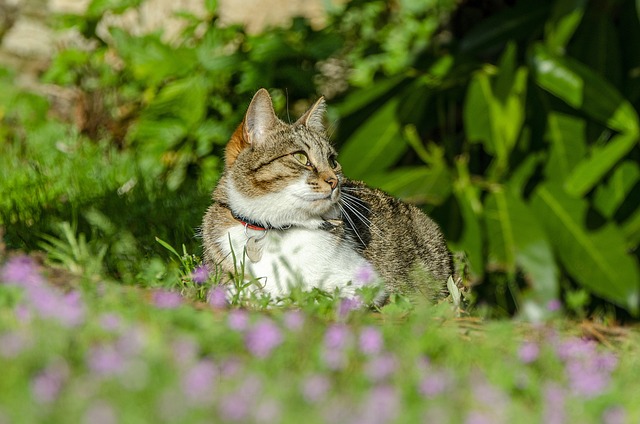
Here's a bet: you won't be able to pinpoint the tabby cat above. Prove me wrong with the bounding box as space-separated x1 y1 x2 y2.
201 89 452 304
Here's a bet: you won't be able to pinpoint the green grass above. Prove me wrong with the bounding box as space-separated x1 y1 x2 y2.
1 252 639 423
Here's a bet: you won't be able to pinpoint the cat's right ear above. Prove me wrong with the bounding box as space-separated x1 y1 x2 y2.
243 88 277 146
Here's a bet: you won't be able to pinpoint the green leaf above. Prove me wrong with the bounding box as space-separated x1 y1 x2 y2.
531 183 640 312
463 52 527 173
86 0 142 17
334 75 405 117
339 98 407 180
531 43 639 134
565 132 638 197
205 0 217 14
143 77 208 130
484 189 558 302
544 112 586 182
110 28 197 85
622 209 640 249
544 0 587 53
594 161 640 219
365 166 452 205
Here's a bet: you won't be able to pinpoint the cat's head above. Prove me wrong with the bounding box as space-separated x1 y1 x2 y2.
223 89 342 229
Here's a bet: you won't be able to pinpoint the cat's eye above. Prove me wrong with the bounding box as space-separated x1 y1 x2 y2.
293 152 310 166
328 155 338 169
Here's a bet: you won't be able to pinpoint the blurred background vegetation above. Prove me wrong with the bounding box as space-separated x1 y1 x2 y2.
1 0 639 320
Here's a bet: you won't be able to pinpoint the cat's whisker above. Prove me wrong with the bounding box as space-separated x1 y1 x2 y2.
341 192 372 213
339 203 367 248
341 198 385 241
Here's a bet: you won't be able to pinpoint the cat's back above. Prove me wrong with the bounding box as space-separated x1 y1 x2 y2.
341 180 452 298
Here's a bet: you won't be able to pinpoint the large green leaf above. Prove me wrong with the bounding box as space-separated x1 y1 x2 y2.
365 165 452 205
339 98 407 180
463 47 527 173
531 43 639 134
484 189 558 302
565 132 638 197
594 161 640 219
544 0 586 53
531 183 640 312
544 112 586 182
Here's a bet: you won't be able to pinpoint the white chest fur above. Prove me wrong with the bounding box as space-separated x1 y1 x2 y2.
217 224 379 300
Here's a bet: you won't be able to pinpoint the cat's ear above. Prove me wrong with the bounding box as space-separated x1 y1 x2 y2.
243 88 278 146
297 96 326 133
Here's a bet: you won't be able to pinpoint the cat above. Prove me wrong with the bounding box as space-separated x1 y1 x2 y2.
201 88 452 304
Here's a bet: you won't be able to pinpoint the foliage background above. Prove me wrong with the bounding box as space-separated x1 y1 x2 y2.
1 0 639 319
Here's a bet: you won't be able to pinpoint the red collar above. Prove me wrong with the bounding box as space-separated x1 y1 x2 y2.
235 218 268 231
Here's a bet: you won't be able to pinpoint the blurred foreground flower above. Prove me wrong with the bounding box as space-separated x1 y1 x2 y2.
245 319 283 358
153 290 183 309
207 286 227 309
1 255 44 287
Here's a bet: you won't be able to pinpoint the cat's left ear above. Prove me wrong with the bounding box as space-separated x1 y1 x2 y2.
297 96 326 133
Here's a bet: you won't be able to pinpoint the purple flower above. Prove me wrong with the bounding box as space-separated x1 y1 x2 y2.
0 331 31 358
359 326 383 355
322 324 352 370
172 336 199 367
1 256 44 287
517 342 540 364
555 337 618 398
465 411 494 424
227 309 249 331
324 324 351 350
82 400 117 424
245 319 283 358
354 263 376 285
116 326 146 356
364 354 397 382
219 376 262 422
88 346 125 377
31 360 69 404
322 348 348 371
556 337 596 360
253 399 281 424
547 299 562 311
152 290 183 309
57 291 86 328
20 281 86 328
566 360 611 398
181 359 217 404
207 286 227 309
356 385 400 424
282 310 305 332
219 394 248 422
338 296 363 319
301 374 331 403
602 406 626 424
191 265 210 284
542 382 565 424
99 313 123 332
419 369 453 398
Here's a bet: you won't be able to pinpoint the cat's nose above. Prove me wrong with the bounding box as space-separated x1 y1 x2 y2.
325 177 338 190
